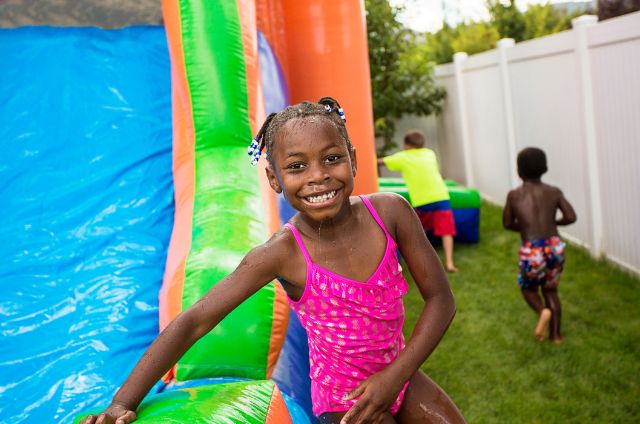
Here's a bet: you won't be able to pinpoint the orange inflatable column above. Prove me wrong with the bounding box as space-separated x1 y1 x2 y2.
280 0 378 195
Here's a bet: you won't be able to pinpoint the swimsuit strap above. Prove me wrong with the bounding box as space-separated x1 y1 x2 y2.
284 223 312 265
358 195 392 239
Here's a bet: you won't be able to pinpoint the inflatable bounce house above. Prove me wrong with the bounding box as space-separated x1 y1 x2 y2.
0 0 380 422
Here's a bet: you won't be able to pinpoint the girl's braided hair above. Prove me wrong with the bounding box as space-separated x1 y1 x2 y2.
248 97 353 166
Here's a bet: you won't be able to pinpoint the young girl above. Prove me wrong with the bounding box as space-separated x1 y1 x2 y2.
81 98 465 424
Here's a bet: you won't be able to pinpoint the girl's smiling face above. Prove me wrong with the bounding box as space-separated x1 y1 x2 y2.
266 117 357 222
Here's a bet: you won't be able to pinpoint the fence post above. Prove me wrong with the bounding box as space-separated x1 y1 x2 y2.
453 52 474 187
497 38 518 189
572 15 602 257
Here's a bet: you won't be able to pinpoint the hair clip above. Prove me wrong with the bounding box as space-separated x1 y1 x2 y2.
337 107 345 121
324 104 332 113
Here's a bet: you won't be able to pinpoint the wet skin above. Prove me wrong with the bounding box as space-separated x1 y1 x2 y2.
502 178 576 242
81 118 465 424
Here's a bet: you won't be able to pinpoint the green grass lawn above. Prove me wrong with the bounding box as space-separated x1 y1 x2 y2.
402 202 640 423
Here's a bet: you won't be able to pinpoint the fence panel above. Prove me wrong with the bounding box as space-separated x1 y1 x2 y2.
435 68 468 184
461 51 512 203
589 14 640 272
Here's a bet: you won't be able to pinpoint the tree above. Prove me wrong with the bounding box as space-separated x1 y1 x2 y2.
451 22 500 56
365 0 446 155
487 0 526 41
487 0 580 42
424 23 457 65
422 1 584 65
522 4 571 39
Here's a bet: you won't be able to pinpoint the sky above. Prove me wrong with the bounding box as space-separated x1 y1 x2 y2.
391 0 579 32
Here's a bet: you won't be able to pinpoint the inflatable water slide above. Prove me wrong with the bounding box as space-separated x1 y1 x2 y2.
0 0 377 422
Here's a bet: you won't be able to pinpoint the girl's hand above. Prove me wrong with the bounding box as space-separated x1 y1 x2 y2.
340 370 404 424
80 403 136 424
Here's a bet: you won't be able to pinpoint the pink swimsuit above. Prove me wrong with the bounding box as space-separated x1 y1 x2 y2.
285 195 410 417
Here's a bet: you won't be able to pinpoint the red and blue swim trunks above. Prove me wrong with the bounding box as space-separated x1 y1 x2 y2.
518 236 566 288
414 200 456 237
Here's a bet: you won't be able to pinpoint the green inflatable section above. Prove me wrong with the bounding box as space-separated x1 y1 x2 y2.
379 177 457 188
75 380 278 424
378 178 480 209
176 0 276 380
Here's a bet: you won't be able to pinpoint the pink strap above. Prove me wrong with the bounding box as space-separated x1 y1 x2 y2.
359 195 392 238
284 223 312 265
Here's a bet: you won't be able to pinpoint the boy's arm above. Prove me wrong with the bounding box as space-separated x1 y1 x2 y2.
556 190 577 225
81 241 282 424
378 152 403 172
342 193 455 422
502 191 520 232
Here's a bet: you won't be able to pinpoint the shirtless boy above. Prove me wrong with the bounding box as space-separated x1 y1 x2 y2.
503 147 577 343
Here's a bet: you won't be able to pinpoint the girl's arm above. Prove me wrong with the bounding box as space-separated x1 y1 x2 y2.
81 241 282 424
342 193 455 423
382 193 455 383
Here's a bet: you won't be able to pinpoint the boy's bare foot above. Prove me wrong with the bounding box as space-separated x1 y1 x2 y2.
534 308 552 341
551 337 564 345
446 264 458 273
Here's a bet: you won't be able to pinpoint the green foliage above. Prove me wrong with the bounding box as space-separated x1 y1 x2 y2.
424 1 581 65
522 3 584 40
451 22 500 56
487 1 583 42
423 23 457 66
487 0 526 41
402 202 640 423
365 0 446 155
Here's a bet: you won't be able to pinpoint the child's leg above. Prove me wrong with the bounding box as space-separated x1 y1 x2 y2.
394 370 466 424
431 207 457 272
542 285 562 343
541 237 565 343
319 411 396 423
521 286 552 341
442 235 457 272
520 286 544 313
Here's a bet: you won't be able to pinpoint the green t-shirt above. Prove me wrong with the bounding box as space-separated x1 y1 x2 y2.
382 148 449 207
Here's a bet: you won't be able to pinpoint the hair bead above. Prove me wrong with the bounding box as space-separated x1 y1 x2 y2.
247 138 259 156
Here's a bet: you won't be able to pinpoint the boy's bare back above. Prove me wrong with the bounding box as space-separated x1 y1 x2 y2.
503 181 576 241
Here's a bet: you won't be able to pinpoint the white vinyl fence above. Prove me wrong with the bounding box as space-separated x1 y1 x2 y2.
393 12 640 274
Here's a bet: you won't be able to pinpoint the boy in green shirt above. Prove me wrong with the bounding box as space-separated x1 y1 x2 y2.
378 130 458 272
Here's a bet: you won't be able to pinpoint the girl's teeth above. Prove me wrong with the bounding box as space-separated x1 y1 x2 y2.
308 191 336 203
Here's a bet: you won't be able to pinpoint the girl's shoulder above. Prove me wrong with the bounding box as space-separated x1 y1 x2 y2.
255 222 302 266
359 192 413 237
270 221 300 248
361 191 411 211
